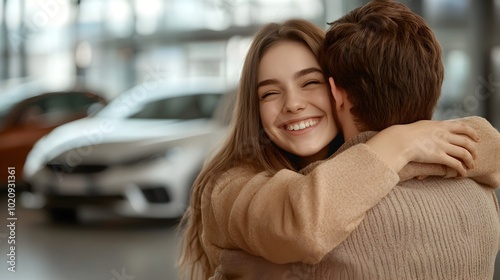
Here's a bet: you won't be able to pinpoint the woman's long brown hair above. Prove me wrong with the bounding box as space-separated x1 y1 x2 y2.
177 19 326 279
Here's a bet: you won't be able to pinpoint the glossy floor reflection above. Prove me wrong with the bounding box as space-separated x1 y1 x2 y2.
0 195 180 280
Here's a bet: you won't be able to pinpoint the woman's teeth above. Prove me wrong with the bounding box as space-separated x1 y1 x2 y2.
285 119 319 131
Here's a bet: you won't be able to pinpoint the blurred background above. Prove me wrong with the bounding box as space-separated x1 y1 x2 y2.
0 0 499 279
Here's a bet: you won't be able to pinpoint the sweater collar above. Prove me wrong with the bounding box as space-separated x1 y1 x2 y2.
333 131 377 155
299 131 377 175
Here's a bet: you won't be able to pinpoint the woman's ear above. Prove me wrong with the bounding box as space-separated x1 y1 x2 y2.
329 77 344 111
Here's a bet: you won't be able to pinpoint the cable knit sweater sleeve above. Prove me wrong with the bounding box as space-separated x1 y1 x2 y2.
461 116 500 187
208 144 399 265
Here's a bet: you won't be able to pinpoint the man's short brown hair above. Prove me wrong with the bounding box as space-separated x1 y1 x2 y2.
321 0 444 131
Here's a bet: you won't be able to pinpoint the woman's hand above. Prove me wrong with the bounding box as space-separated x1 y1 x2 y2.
366 120 479 176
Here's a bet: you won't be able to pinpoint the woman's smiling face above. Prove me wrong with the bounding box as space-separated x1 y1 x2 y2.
258 41 338 165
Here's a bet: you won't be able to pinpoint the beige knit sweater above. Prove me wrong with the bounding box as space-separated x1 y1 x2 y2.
203 117 500 279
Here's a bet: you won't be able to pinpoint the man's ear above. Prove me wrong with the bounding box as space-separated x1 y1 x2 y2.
329 77 344 111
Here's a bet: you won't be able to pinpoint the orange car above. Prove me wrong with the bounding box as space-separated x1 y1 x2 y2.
0 89 107 188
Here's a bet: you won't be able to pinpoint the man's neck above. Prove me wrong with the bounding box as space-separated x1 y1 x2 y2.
341 121 361 142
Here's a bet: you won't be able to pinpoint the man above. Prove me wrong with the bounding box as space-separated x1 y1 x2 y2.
211 0 500 279
312 1 500 278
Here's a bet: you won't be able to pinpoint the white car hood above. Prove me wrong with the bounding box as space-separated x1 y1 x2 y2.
24 117 222 178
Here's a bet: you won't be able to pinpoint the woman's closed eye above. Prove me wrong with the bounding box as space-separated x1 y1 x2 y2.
260 91 279 100
303 80 322 87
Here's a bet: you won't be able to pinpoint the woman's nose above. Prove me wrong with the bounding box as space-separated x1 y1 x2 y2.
283 90 306 113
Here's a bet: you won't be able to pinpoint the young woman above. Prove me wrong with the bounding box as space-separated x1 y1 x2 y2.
177 19 494 279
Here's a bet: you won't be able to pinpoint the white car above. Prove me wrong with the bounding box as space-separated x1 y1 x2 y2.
22 80 231 222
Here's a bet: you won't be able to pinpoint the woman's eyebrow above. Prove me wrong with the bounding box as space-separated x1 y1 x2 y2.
257 78 279 89
294 67 323 79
